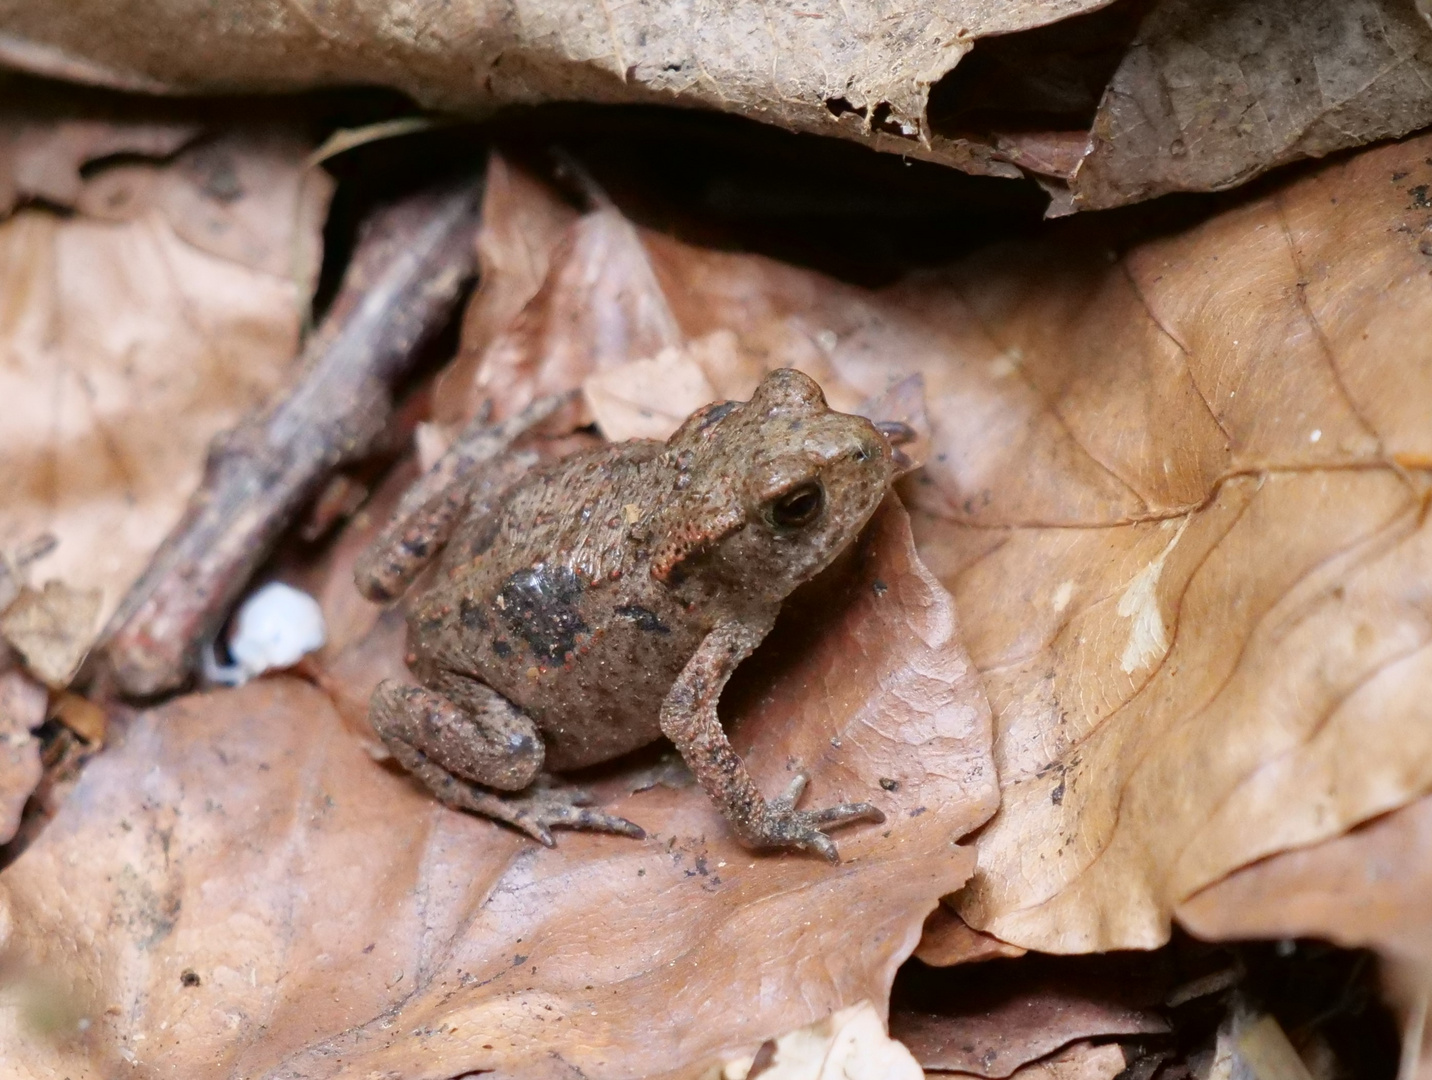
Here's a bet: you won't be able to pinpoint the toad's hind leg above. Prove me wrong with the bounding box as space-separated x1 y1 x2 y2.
370 677 645 846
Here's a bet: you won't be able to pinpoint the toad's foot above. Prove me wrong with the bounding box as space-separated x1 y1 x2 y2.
753 773 886 863
440 774 646 848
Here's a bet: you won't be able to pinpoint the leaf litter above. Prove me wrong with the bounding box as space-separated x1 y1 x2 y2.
8 0 1432 215
0 96 1428 1080
0 122 332 665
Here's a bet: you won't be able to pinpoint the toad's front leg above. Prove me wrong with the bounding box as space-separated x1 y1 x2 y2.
371 673 644 846
659 619 885 862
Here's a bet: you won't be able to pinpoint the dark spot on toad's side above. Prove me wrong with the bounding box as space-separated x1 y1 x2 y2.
499 564 589 661
879 777 899 792
512 953 528 966
615 604 671 635
1051 777 1066 805
467 514 502 559
872 579 888 596
180 969 201 987
698 400 738 429
1411 184 1432 209
492 638 512 658
459 597 487 631
401 535 431 558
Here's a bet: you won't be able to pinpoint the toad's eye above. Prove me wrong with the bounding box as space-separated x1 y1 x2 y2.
770 482 824 528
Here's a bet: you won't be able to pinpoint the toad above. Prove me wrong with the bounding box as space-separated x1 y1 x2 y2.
355 368 911 860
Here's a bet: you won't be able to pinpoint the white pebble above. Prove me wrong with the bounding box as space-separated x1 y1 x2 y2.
205 582 326 686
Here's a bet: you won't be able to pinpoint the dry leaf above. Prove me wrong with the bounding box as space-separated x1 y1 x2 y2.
465 203 684 422
0 123 331 652
890 961 1167 1076
992 1041 1130 1080
48 690 105 746
1068 0 1432 211
431 154 580 428
0 580 101 688
0 2 1109 180
449 159 935 443
0 667 46 843
714 1001 923 1080
1178 798 1432 1080
915 905 1027 967
0 86 198 215
0 497 995 1077
7 1 1431 212
891 132 1432 953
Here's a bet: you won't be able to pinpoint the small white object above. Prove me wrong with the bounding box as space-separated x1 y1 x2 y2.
205 582 326 686
1309 428 1322 443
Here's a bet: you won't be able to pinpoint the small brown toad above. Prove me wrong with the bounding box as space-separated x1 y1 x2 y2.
355 368 910 860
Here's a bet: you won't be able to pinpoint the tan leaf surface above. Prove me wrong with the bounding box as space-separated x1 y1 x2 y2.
0 497 996 1078
0 580 101 688
887 133 1432 953
430 154 579 428
0 666 46 844
0 127 331 644
715 1001 923 1080
914 905 1027 967
449 158 953 445
1178 797 1432 1080
994 1041 1129 1080
0 87 197 215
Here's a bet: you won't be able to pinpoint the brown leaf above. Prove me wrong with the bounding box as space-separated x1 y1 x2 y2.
0 123 331 651
0 87 198 215
431 154 580 428
0 580 101 688
0 666 46 843
889 132 1432 953
1069 0 1432 211
8 3 1431 211
915 905 1027 967
0 1 1108 181
449 161 937 445
720 1002 924 1080
1001 1041 1130 1080
890 961 1166 1076
1178 797 1432 1080
0 497 995 1077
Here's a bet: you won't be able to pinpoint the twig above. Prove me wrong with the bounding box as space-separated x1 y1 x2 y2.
101 177 486 696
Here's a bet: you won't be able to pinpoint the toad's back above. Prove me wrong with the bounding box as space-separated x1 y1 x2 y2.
406 440 716 770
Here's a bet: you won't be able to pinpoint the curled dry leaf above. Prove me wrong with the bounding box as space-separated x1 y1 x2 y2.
890 962 1166 1076
0 91 197 216
0 124 331 650
1067 0 1432 211
1178 797 1432 1080
915 905 1027 967
0 666 46 843
7 0 1432 211
430 153 579 428
447 157 937 442
897 132 1432 953
0 1 1108 180
0 498 996 1078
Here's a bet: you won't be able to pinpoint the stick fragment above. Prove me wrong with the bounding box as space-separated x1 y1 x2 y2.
103 178 485 696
